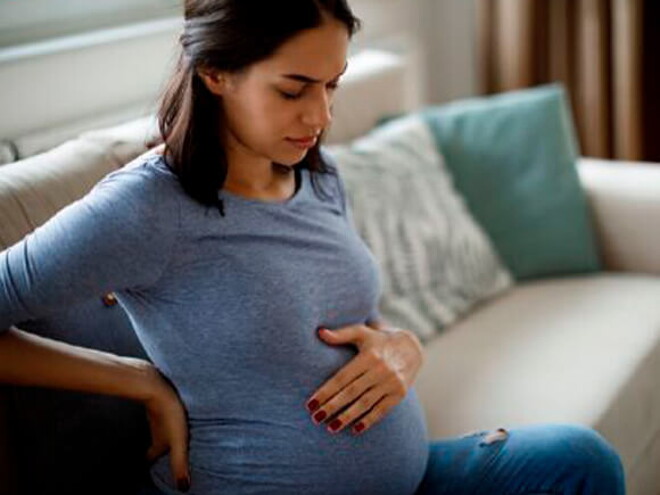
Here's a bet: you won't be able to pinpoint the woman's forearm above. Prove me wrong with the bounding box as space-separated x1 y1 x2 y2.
0 325 157 402
1 325 192 488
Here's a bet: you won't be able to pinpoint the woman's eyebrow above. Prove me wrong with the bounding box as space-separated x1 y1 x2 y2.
281 62 348 84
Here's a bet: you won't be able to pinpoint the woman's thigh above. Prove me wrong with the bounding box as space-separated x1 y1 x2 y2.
414 423 625 495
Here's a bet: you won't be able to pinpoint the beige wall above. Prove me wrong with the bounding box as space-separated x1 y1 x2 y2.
421 0 479 104
349 0 480 106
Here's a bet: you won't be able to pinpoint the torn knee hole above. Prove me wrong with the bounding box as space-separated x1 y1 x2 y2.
480 428 509 446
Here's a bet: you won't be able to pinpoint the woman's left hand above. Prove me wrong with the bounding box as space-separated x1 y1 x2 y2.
306 323 424 435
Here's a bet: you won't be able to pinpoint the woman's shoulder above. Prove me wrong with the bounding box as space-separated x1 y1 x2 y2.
93 149 181 201
79 150 183 235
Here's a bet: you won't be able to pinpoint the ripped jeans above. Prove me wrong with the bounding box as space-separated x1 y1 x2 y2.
413 423 626 495
138 423 626 495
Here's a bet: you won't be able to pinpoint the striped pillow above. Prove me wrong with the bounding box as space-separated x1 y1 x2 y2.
326 116 513 342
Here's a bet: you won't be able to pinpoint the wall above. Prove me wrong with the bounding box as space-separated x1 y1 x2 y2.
421 0 479 104
0 18 182 160
341 0 480 106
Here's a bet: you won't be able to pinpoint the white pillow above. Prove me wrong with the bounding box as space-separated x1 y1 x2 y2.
325 116 513 342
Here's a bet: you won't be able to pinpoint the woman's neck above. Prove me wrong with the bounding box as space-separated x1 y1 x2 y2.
223 162 298 201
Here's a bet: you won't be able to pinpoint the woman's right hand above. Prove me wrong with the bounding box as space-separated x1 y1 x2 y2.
0 329 192 490
140 362 191 492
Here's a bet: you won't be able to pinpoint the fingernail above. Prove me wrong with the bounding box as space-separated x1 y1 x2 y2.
353 422 365 434
313 410 327 423
177 476 190 492
306 398 319 412
328 419 342 432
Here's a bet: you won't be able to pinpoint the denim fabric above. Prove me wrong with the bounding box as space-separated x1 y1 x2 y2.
137 423 625 495
414 423 625 495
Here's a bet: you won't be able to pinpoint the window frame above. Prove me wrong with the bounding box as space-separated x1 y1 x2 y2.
0 0 182 48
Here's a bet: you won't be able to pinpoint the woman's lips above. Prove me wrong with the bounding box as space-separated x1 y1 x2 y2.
286 136 317 149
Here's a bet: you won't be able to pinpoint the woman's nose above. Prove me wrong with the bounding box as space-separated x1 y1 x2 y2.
302 91 332 130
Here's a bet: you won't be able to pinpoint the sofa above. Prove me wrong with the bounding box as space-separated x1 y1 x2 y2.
1 49 660 495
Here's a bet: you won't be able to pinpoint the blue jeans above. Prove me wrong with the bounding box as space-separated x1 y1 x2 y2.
414 423 625 495
138 423 625 495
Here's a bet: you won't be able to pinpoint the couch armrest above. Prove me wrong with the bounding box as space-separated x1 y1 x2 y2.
577 157 660 274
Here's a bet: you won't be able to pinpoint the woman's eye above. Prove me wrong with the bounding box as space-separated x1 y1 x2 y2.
279 90 302 101
278 82 339 101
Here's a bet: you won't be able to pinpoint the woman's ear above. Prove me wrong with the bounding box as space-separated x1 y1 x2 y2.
196 67 226 96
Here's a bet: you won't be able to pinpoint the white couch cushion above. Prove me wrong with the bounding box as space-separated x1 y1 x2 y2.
324 50 412 144
578 157 660 275
414 273 660 491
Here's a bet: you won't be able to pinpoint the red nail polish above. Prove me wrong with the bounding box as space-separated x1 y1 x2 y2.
329 419 342 432
307 399 319 412
354 422 365 434
313 410 327 423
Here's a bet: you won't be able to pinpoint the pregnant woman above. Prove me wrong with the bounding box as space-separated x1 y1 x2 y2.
0 1 626 494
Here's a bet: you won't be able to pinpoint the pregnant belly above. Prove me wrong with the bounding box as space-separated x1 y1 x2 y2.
150 388 430 495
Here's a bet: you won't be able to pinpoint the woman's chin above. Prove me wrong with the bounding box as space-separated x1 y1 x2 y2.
275 150 309 166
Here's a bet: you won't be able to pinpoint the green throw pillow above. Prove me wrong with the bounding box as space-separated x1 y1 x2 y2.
420 83 601 280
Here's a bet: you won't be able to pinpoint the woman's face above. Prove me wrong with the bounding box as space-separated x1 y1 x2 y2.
201 17 350 167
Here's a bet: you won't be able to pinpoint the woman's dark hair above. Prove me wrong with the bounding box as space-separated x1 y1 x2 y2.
150 0 361 216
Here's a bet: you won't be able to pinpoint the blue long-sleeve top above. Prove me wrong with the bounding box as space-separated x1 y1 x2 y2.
0 151 429 495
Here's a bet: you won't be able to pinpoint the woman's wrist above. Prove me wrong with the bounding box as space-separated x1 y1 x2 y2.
119 356 180 409
126 357 183 414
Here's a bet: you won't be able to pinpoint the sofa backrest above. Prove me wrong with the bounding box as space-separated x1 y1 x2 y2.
0 140 118 249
